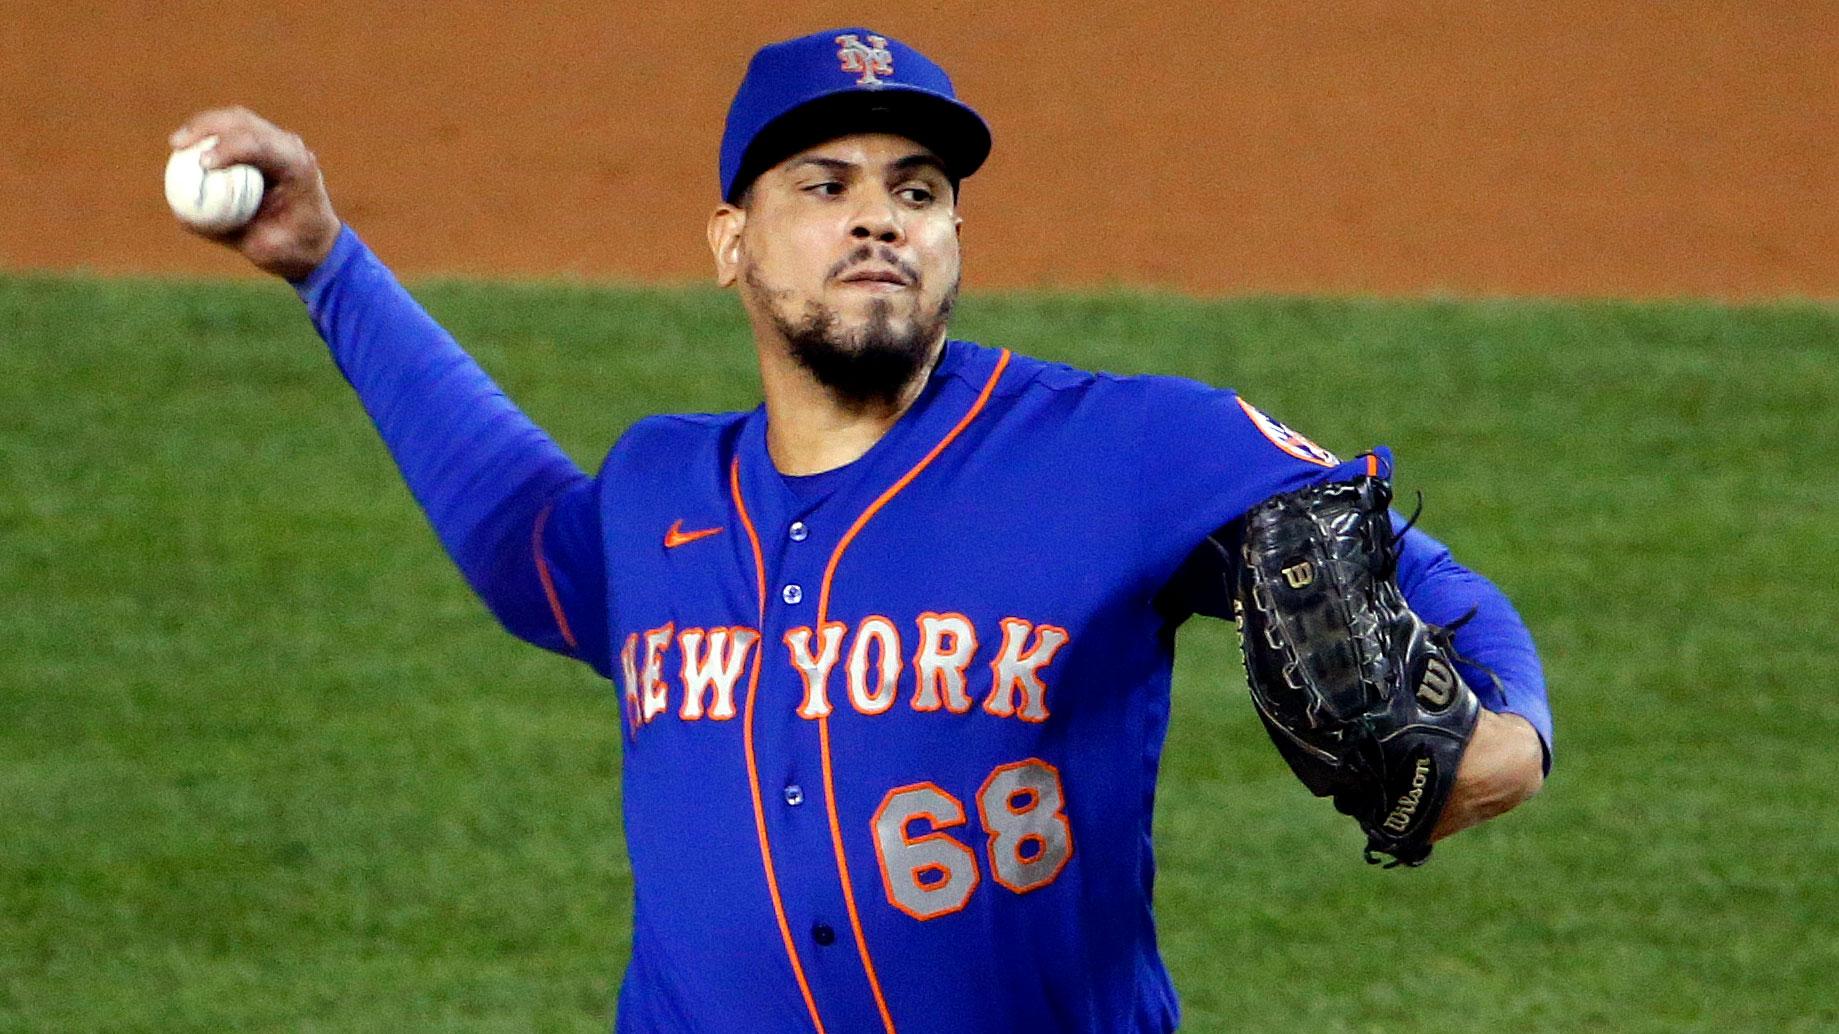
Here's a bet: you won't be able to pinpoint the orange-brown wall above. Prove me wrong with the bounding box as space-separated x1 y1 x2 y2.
4 2 1833 297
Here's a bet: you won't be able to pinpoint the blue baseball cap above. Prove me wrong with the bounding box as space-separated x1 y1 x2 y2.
719 28 992 203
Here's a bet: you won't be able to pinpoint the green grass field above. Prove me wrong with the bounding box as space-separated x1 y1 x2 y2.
3 274 1835 1032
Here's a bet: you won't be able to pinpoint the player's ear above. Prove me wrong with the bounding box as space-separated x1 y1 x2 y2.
708 204 746 288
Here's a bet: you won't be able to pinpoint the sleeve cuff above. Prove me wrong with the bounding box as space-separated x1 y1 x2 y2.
288 223 365 299
1313 446 1394 486
1497 703 1554 775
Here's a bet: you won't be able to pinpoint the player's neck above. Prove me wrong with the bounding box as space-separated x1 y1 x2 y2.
757 338 942 476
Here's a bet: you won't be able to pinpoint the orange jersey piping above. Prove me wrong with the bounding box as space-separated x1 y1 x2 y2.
813 348 1013 1034
531 501 578 652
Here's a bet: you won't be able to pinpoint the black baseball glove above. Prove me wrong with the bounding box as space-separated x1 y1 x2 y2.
1219 466 1480 867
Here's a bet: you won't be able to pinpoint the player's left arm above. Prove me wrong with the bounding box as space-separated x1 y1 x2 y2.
1129 378 1549 847
1391 522 1550 839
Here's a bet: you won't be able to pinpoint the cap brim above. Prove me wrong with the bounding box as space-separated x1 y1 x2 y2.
727 87 992 203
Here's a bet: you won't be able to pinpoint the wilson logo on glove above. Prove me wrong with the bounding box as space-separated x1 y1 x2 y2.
1417 657 1457 709
1383 758 1435 834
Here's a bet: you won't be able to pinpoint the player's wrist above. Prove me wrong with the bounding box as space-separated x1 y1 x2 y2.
1434 710 1544 840
288 223 366 298
270 214 344 283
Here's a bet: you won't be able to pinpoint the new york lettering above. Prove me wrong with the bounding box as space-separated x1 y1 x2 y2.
619 613 1069 737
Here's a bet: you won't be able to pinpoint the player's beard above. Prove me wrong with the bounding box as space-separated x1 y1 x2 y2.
748 252 958 409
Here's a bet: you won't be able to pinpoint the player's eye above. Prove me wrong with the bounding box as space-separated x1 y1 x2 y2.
804 180 845 197
897 185 935 206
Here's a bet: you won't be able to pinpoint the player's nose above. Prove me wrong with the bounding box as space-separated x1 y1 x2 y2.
848 192 903 244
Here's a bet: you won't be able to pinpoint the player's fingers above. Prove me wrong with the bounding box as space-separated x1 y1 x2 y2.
169 108 316 188
168 106 269 150
197 124 314 185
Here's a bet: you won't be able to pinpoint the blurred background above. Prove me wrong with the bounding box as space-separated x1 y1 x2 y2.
2 1 1834 296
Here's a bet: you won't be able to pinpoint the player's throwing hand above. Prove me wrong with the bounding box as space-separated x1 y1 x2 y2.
168 108 340 280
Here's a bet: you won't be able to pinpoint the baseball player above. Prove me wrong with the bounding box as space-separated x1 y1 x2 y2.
171 27 1551 1034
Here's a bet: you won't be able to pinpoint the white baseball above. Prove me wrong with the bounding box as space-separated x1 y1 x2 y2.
164 136 264 232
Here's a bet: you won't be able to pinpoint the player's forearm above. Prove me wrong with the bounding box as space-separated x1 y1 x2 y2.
1433 709 1544 840
1394 524 1553 767
294 226 589 630
1392 526 1550 837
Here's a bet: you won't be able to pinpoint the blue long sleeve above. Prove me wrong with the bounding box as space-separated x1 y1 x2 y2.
293 226 608 673
1395 522 1553 767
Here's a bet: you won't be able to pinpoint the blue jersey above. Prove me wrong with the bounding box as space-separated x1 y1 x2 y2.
297 227 1551 1034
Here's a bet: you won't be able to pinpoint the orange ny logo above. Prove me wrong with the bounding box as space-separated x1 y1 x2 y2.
836 33 893 86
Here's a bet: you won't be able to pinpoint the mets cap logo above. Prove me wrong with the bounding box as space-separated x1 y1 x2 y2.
837 33 893 87
1236 397 1339 467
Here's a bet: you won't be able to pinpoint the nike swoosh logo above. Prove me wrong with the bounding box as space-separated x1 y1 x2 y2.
664 519 723 549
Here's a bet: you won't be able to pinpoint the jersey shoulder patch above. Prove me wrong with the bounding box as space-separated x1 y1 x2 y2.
1235 397 1339 467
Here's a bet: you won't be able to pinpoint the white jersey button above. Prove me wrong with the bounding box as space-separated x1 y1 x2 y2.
788 521 808 542
782 584 803 605
783 784 804 806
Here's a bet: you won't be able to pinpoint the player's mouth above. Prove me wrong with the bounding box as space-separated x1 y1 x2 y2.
836 267 914 291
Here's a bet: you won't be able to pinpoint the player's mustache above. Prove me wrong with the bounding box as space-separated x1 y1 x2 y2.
828 246 920 286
